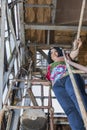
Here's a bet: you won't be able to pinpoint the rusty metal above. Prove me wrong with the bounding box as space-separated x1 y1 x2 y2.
48 86 54 130
6 111 13 130
0 82 14 129
6 105 50 110
27 88 38 106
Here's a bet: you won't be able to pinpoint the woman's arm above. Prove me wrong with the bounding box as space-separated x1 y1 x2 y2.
70 38 82 60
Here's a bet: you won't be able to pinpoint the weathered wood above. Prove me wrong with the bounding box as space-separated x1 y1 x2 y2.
27 88 38 106
25 24 87 31
6 111 13 130
0 109 5 130
18 0 25 65
6 105 50 110
63 50 87 129
77 0 86 39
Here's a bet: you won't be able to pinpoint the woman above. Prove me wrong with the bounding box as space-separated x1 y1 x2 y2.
32 39 87 130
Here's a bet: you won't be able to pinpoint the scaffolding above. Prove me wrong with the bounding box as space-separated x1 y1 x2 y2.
0 0 87 130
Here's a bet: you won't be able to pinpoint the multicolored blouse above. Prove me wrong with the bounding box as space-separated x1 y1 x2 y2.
46 61 68 85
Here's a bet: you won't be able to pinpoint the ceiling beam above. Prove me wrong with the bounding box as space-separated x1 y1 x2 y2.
25 24 87 31
28 43 71 49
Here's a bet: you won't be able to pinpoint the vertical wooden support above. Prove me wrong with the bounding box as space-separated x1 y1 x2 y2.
0 0 6 109
6 111 12 130
48 86 54 130
0 109 5 130
63 50 87 129
77 0 86 39
18 0 25 65
51 0 57 24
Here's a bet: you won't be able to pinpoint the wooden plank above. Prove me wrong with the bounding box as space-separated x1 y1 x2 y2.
25 24 87 31
18 1 25 65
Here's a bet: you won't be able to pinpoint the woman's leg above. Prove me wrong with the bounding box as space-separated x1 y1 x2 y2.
65 74 87 112
53 79 85 130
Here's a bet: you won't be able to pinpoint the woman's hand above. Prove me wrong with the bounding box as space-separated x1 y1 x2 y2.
70 38 82 60
72 38 82 50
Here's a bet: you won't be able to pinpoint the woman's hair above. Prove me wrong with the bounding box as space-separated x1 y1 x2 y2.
47 47 63 64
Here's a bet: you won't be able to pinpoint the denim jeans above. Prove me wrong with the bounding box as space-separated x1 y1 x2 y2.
53 74 87 130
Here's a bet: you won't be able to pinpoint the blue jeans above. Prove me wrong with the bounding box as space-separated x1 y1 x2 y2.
53 74 87 130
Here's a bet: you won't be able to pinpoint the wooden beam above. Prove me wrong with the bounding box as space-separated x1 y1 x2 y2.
18 0 25 65
28 43 71 49
25 24 87 31
63 50 87 129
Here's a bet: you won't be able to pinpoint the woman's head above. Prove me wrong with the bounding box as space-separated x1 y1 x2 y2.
47 47 63 64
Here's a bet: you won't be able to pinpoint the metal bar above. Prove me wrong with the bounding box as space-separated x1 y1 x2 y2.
48 87 54 130
0 0 6 109
25 24 87 31
6 6 22 64
9 109 20 130
63 50 87 129
20 82 27 116
27 88 38 106
10 80 24 130
47 30 50 45
6 105 50 110
6 111 13 130
41 85 44 107
20 60 32 116
4 82 13 105
0 82 14 128
3 49 17 88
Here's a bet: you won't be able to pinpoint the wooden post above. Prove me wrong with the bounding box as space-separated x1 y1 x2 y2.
63 50 87 129
0 0 6 109
77 0 86 39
